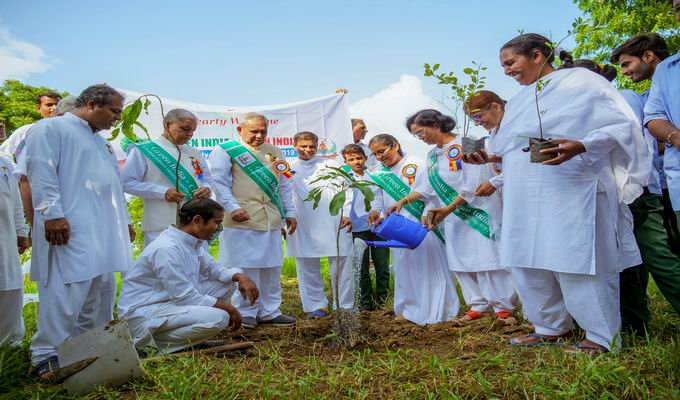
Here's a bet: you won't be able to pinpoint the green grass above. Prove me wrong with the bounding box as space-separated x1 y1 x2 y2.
3 199 679 399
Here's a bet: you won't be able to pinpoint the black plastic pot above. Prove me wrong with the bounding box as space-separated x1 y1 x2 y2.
529 137 558 163
462 136 486 155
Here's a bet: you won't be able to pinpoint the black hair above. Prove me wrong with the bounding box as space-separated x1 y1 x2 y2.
341 143 367 158
293 131 318 144
177 198 225 226
611 33 670 63
559 50 618 82
74 84 124 108
35 91 62 105
368 134 403 156
405 109 456 133
501 33 555 64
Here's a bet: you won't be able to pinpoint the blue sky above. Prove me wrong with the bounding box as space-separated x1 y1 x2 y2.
0 1 583 105
0 1 584 150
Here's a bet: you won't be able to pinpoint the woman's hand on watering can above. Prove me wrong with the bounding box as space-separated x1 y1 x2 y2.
426 206 454 229
386 200 404 215
368 210 382 228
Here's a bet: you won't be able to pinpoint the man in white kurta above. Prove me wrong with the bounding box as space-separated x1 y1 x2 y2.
490 68 650 351
119 198 258 353
25 84 133 374
209 112 297 329
287 134 354 317
122 109 213 247
0 157 30 346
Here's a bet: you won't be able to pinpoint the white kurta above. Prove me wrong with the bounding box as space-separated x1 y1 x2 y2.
25 112 132 285
121 136 213 246
373 154 459 324
0 123 32 160
286 157 352 257
0 158 29 346
286 157 354 312
490 68 650 275
0 158 29 290
119 226 241 351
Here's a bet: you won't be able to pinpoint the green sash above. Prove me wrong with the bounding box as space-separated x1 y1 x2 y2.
136 141 198 200
427 150 493 239
366 162 445 243
219 141 286 217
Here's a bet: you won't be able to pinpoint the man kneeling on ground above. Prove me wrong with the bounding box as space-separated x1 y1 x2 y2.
118 198 258 354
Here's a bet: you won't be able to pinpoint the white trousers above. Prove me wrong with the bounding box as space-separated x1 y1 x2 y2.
30 273 109 365
296 257 354 313
511 267 621 350
127 279 235 354
96 273 117 326
232 267 283 320
0 289 24 347
455 270 519 313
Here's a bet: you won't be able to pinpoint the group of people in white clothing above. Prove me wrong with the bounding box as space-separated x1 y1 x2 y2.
2 25 680 382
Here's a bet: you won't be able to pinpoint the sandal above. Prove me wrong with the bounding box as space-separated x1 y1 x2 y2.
509 332 572 347
564 340 609 355
457 310 492 323
495 310 517 325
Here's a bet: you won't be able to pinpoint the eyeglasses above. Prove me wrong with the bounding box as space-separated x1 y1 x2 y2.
412 129 425 139
469 105 491 123
373 145 393 158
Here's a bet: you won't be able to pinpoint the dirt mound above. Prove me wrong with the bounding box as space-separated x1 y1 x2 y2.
224 311 529 359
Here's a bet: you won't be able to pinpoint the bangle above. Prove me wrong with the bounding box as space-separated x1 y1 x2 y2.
668 130 680 145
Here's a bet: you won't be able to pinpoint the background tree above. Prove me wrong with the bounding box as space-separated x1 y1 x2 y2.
0 80 68 134
572 0 679 90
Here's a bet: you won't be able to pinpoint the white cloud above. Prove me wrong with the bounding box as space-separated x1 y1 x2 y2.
349 75 445 159
0 27 51 81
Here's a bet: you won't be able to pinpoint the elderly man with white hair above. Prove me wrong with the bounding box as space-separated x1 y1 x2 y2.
122 108 213 247
209 112 297 329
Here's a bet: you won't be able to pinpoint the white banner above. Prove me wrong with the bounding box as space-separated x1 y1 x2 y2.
108 89 353 161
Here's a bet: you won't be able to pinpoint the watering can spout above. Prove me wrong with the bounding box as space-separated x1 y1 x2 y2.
364 239 411 249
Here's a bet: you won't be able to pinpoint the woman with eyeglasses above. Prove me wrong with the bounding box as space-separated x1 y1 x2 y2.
389 109 518 326
366 134 459 325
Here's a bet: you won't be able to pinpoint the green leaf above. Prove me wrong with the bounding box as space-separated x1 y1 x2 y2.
432 63 440 71
463 67 474 75
329 191 346 216
355 185 375 212
108 127 120 141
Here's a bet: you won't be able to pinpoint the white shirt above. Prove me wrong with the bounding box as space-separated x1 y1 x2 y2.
0 158 29 290
24 112 132 285
0 123 32 160
286 156 353 257
118 226 242 316
121 136 214 232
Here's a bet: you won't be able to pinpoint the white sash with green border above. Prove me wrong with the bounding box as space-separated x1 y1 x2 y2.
135 141 199 200
365 162 445 244
427 149 493 239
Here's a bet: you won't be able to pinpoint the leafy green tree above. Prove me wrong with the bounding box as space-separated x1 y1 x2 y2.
572 0 679 90
0 80 68 134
